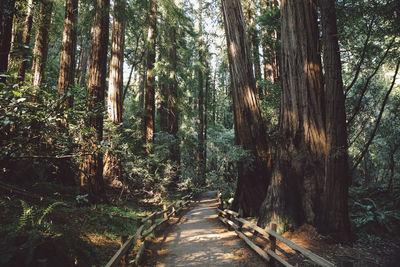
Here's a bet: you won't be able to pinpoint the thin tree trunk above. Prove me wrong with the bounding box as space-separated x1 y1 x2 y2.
259 0 326 232
168 24 180 189
144 0 157 154
80 0 109 204
247 1 261 95
196 0 205 185
77 37 90 87
16 0 34 83
31 0 53 88
221 0 272 217
320 0 351 243
0 0 16 82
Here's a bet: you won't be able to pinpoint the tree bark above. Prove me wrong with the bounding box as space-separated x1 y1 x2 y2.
258 0 326 232
16 0 34 83
221 0 272 217
80 0 109 203
197 0 205 185
104 0 125 184
76 37 90 87
320 0 351 242
58 0 78 109
0 0 16 83
144 0 157 154
31 0 53 88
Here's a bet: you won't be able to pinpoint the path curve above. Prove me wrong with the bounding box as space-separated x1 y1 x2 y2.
144 191 267 266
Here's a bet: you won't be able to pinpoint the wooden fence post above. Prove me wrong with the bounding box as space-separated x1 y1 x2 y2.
120 235 127 266
163 203 168 219
172 204 176 217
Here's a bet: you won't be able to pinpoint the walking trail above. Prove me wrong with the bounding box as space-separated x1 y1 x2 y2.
144 191 266 266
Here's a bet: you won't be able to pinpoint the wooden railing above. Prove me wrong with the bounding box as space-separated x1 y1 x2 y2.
105 193 194 267
217 208 335 267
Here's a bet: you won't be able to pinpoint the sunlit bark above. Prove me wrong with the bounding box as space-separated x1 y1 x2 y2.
221 0 272 217
259 0 326 231
32 0 53 88
80 0 109 203
144 0 157 154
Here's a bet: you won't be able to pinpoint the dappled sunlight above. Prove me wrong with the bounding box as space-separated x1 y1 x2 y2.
145 192 266 266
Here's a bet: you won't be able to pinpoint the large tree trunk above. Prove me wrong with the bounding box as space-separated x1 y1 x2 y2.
16 0 34 83
258 0 326 233
80 0 109 203
221 0 272 217
0 0 16 83
104 0 125 184
58 0 78 109
320 0 351 242
144 0 157 154
31 0 53 88
196 0 205 185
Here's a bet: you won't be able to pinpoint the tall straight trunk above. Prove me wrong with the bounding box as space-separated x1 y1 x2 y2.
144 0 157 154
138 61 146 109
259 0 326 232
320 0 351 242
247 1 261 95
31 0 53 88
221 0 272 217
80 0 109 203
104 0 125 183
76 41 89 87
17 0 34 83
261 0 278 83
58 0 78 109
0 0 16 82
204 66 209 169
168 24 180 189
196 0 205 185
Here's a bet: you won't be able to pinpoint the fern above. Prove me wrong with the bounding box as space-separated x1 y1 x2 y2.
17 200 34 232
37 202 65 225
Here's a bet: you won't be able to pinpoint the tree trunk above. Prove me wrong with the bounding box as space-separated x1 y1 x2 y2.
246 1 261 95
31 0 53 88
0 0 16 83
80 0 109 204
16 0 34 83
104 0 125 184
221 0 272 217
58 0 78 109
320 0 351 242
144 0 157 154
76 37 90 87
167 24 180 189
258 0 326 233
196 0 205 185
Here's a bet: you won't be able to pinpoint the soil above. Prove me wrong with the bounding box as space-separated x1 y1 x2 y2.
142 191 268 266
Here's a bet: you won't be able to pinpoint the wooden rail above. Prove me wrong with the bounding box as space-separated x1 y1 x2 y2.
105 193 194 267
217 207 335 267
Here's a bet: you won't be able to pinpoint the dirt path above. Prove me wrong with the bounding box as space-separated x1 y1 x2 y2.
143 191 267 267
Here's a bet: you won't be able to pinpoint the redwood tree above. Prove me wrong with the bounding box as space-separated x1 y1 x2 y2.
144 0 157 154
58 0 78 109
221 0 272 217
197 0 205 185
17 0 34 83
104 0 125 183
258 0 326 232
80 0 109 203
0 0 16 82
31 0 53 88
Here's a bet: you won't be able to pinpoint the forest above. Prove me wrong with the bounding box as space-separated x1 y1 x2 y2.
0 0 399 266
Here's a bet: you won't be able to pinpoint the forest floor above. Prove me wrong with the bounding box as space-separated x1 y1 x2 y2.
143 191 266 266
143 191 400 267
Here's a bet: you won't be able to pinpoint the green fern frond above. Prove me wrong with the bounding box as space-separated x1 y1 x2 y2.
37 202 65 225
